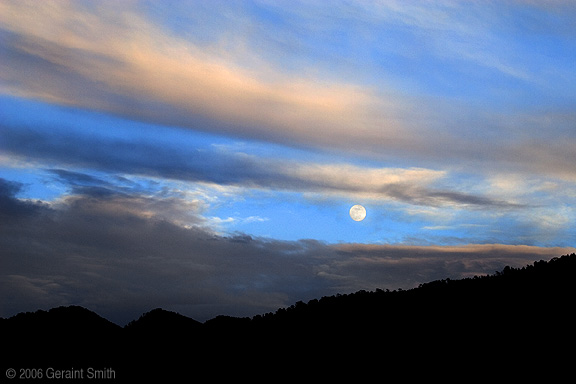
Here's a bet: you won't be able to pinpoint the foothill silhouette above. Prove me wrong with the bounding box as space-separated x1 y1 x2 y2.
2 253 574 380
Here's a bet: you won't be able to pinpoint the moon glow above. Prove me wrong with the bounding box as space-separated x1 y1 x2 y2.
349 204 366 221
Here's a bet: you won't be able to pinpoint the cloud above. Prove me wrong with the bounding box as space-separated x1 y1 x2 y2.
0 178 332 323
0 1 414 154
1 122 522 209
3 1 575 181
2 0 576 184
1 177 573 324
0 178 47 217
1 1 575 328
332 242 576 287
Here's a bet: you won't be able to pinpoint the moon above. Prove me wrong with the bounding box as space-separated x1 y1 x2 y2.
349 204 366 221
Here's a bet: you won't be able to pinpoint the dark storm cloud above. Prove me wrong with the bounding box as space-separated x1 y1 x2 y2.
1 124 521 209
0 179 47 217
0 178 332 323
0 177 570 324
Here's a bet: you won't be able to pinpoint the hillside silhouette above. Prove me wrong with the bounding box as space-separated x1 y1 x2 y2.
2 254 575 380
124 307 202 334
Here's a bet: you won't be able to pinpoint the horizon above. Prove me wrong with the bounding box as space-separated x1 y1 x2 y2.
4 252 573 327
1 1 576 325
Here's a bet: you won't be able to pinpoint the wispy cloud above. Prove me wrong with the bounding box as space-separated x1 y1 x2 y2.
0 1 413 154
2 1 575 181
0 122 522 209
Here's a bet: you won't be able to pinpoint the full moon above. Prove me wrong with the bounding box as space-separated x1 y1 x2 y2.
349 204 366 221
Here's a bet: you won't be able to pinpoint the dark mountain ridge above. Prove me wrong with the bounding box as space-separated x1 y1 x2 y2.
2 254 575 380
124 307 202 333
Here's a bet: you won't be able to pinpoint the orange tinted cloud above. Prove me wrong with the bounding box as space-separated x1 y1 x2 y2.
0 1 412 152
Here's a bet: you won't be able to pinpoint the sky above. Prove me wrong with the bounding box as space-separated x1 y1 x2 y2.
1 0 576 324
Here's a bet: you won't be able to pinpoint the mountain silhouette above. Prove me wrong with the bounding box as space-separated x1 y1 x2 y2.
4 305 121 335
3 306 122 369
2 254 575 380
125 308 202 334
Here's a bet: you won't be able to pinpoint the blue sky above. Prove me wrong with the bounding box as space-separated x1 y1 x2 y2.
1 1 576 323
